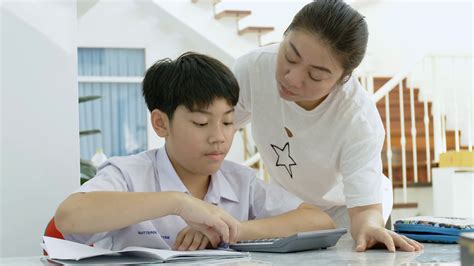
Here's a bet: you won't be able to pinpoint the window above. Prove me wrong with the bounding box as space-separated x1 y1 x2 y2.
78 48 148 160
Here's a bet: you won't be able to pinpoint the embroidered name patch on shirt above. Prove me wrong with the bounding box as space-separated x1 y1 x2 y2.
138 230 158 235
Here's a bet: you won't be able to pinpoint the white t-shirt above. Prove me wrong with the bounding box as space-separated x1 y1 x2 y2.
233 44 388 211
63 147 303 251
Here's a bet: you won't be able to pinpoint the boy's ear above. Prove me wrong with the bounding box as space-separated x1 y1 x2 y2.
151 109 170 138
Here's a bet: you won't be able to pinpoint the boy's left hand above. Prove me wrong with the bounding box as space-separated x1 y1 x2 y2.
174 226 211 251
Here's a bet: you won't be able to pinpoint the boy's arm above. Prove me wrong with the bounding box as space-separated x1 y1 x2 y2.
55 191 240 245
238 203 336 240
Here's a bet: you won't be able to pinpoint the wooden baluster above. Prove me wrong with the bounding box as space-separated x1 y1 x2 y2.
422 58 432 182
452 58 460 152
399 82 408 203
409 75 418 183
385 94 393 181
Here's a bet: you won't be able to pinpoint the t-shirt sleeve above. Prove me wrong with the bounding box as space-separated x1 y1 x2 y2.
232 53 253 129
339 116 385 209
248 177 303 220
77 162 129 193
62 162 129 245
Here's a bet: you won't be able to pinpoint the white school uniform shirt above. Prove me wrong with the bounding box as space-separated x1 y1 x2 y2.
63 147 303 251
232 44 392 222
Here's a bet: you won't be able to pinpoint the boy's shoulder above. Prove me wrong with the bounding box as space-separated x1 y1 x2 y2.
100 149 157 173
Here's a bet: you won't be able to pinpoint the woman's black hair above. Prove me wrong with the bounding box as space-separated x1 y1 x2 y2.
285 0 368 79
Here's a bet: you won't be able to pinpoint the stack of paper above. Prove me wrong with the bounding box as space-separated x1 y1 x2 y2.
43 237 249 264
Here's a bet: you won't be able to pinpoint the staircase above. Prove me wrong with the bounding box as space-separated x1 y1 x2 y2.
373 77 458 187
192 0 275 46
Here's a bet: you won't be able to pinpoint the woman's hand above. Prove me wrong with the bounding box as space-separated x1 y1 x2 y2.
175 193 241 246
355 224 423 252
174 226 211 251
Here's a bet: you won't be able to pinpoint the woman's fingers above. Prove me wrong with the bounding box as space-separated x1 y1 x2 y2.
356 227 425 253
398 234 423 251
377 230 396 252
355 236 367 252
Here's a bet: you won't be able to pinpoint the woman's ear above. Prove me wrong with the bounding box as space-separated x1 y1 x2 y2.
151 109 169 138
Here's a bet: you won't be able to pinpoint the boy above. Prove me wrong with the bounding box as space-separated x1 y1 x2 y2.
55 52 335 251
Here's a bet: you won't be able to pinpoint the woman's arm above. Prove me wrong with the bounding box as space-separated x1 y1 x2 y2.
238 203 336 240
348 204 423 252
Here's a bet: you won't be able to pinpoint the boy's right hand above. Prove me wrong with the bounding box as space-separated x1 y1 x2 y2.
174 193 240 245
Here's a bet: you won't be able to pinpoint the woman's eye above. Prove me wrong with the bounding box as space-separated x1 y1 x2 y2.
285 55 296 64
223 121 234 126
193 122 208 127
310 75 322 82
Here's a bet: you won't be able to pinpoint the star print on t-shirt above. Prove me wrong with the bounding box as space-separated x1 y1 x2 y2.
270 142 297 178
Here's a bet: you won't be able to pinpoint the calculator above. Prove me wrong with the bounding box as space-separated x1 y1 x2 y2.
229 228 347 253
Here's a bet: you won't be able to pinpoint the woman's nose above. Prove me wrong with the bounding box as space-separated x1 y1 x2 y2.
285 68 304 88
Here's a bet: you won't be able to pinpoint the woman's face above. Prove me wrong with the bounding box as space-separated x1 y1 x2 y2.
276 30 345 110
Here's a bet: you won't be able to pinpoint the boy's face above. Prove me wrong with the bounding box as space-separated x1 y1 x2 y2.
163 98 236 179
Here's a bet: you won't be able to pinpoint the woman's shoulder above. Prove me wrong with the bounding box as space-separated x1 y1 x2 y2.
235 43 279 68
334 76 384 133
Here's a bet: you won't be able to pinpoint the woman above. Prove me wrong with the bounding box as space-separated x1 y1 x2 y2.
233 0 422 252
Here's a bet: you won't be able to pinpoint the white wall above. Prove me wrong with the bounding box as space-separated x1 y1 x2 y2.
0 1 80 258
77 0 246 162
359 1 473 76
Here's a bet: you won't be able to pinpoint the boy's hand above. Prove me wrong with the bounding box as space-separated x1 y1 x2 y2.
175 193 240 245
174 226 210 251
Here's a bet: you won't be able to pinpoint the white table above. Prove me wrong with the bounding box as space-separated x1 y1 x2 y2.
1 235 461 265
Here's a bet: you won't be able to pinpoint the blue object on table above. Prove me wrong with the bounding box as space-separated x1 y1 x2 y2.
217 242 230 250
394 216 474 244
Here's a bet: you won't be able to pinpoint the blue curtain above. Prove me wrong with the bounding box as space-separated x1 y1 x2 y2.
78 48 147 160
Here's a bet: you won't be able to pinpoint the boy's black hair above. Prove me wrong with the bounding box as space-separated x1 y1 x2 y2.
142 52 239 120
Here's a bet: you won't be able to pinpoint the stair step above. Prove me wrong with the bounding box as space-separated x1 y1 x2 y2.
215 10 251 19
191 0 221 3
377 104 431 120
383 120 434 136
238 26 274 35
383 135 453 150
393 202 418 209
386 131 457 149
383 149 437 165
392 181 432 188
376 99 430 109
384 163 430 183
373 77 408 92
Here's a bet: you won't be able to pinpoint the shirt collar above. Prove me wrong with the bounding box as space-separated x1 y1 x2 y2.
155 147 240 204
205 170 240 204
156 147 189 193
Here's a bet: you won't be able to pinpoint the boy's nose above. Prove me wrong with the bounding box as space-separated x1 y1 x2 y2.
208 126 226 144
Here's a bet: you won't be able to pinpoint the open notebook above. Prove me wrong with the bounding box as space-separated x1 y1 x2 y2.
43 237 248 264
394 216 474 243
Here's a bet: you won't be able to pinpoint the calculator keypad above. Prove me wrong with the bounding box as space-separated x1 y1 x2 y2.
237 238 281 244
